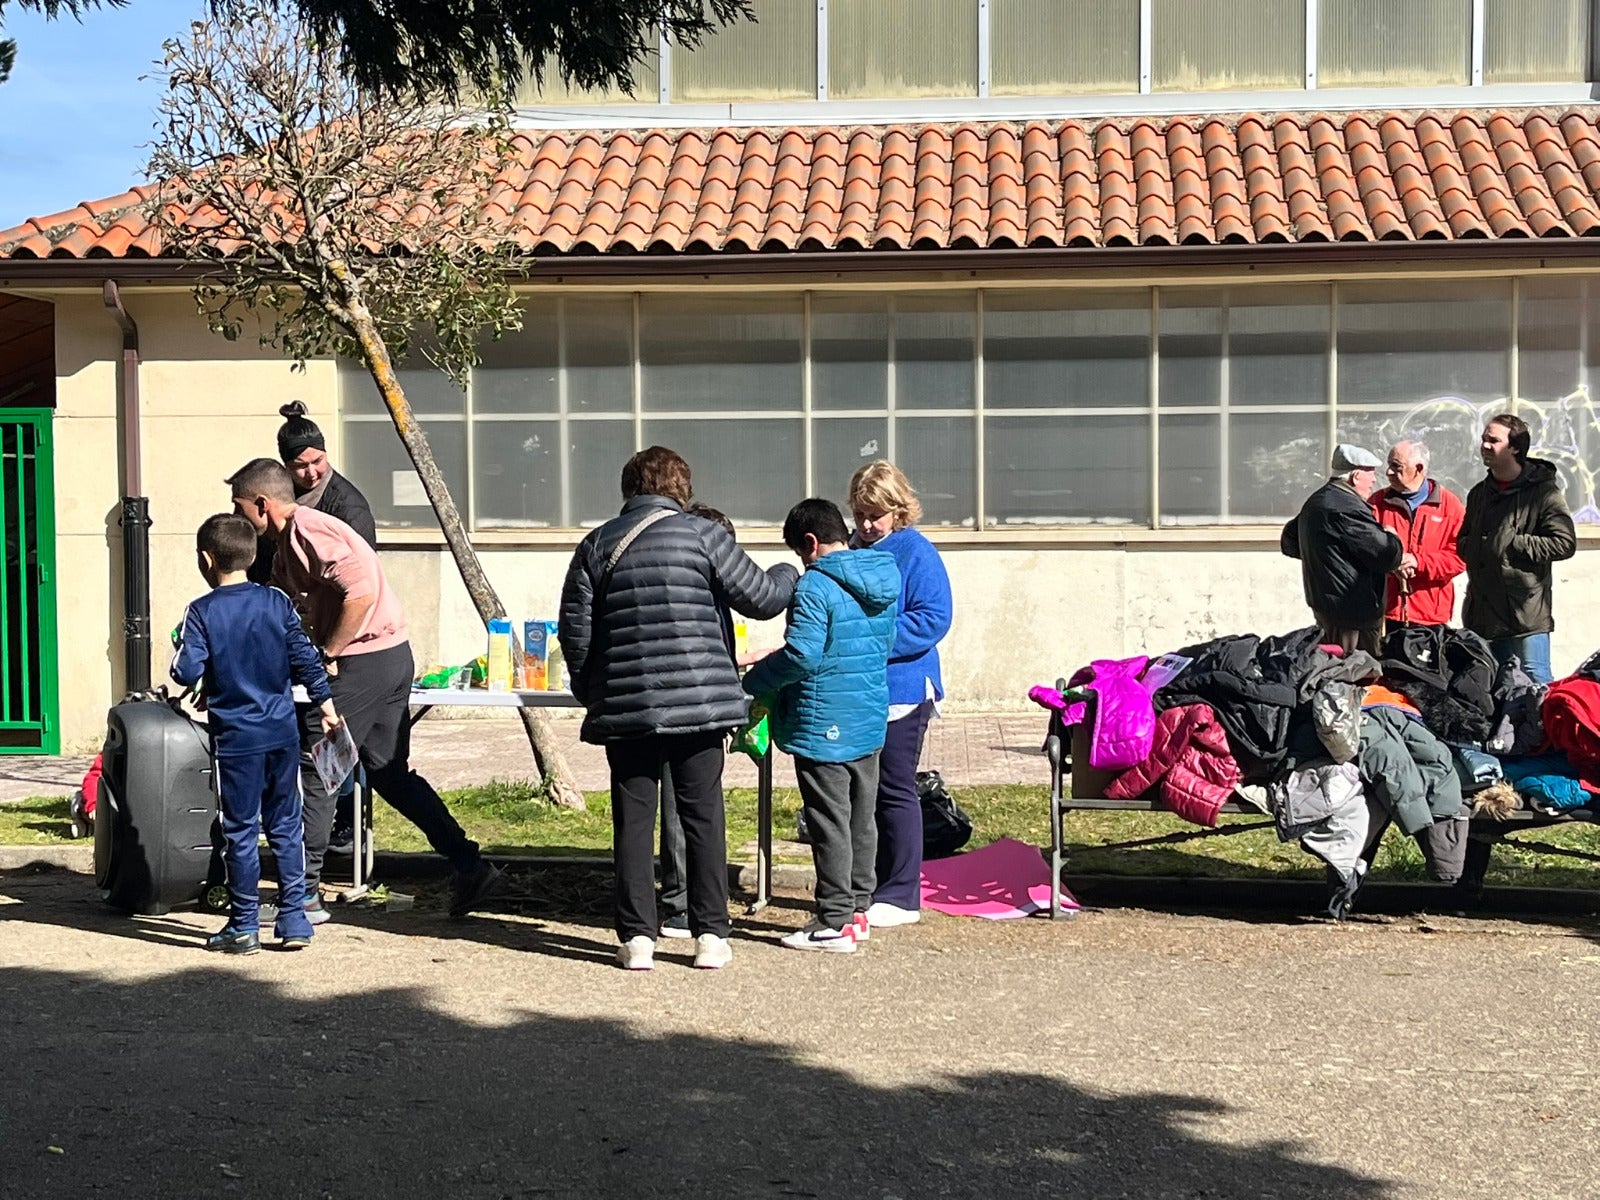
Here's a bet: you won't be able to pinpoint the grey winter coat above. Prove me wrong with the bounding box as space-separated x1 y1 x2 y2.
1357 707 1465 836
558 496 798 744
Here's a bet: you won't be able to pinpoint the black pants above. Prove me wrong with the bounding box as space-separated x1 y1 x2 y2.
310 642 478 884
795 751 880 930
658 762 688 919
606 732 729 942
875 702 933 909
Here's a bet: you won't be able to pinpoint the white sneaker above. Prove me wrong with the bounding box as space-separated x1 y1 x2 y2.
617 935 655 971
782 922 857 953
692 934 732 970
852 911 871 942
865 902 921 928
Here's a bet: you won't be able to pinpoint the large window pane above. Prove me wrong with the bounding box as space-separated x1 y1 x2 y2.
340 359 465 418
985 290 1151 409
1336 281 1511 409
564 297 635 413
1336 407 1482 502
640 295 802 413
895 294 975 410
1159 414 1222 521
1229 286 1330 407
1158 292 1223 408
1485 0 1590 84
814 418 889 510
812 294 888 411
473 419 559 527
514 49 660 105
342 418 466 529
1154 0 1306 91
986 416 1149 526
992 0 1139 94
672 0 816 100
474 299 558 415
1231 412 1327 521
897 417 975 526
1519 278 1600 522
571 421 638 527
641 419 802 524
1319 0 1470 87
829 0 978 98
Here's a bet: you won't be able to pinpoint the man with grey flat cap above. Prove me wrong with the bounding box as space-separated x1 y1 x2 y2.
1281 443 1405 655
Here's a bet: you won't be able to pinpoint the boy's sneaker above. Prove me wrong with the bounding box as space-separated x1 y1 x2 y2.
692 934 733 970
303 898 332 927
326 821 355 855
852 911 871 942
617 935 655 971
449 860 505 918
659 913 693 939
205 926 260 955
278 931 312 951
781 922 857 953
865 901 921 928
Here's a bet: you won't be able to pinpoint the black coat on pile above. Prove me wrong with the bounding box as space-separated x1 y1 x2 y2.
1281 479 1403 625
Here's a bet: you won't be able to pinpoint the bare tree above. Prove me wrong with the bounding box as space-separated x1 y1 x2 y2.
148 2 587 807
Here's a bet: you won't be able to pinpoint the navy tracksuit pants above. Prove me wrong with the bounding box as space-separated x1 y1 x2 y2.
216 745 312 938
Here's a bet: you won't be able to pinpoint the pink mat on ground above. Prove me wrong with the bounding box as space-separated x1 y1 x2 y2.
919 837 1079 920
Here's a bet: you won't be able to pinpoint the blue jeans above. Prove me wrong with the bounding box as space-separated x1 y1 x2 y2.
216 745 312 938
1489 633 1553 685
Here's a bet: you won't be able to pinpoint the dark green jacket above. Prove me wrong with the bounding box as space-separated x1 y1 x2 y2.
1459 458 1577 640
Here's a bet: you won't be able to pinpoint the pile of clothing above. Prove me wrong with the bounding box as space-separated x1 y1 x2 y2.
1032 626 1600 917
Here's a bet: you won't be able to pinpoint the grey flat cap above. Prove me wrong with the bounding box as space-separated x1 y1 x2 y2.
1331 443 1382 472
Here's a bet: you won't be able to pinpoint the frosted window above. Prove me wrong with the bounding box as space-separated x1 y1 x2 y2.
986 415 1149 526
473 420 560 527
1319 0 1470 87
570 421 640 527
1485 0 1591 84
341 418 466 530
474 299 558 414
1153 0 1306 92
672 0 816 101
564 298 635 413
340 358 465 418
897 417 975 526
1158 293 1223 409
1159 414 1222 521
812 294 889 411
1229 412 1327 520
1228 286 1331 407
515 49 661 105
1518 278 1600 522
895 295 975 410
828 0 978 98
640 295 802 413
1337 408 1482 502
641 419 802 524
991 0 1139 94
984 290 1151 409
814 418 890 510
1336 281 1511 410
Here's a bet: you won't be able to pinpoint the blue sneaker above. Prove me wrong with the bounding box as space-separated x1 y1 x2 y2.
274 913 314 949
205 926 260 955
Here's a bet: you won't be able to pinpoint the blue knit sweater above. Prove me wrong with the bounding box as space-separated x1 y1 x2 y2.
874 527 953 707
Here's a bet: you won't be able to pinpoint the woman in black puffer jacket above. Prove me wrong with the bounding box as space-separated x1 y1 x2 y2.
560 447 797 972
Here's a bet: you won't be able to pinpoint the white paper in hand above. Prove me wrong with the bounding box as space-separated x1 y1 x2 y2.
311 723 359 795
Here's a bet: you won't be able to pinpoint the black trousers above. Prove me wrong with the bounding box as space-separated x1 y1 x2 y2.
606 731 729 942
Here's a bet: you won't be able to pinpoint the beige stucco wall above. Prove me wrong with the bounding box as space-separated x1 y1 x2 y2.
36 288 1600 750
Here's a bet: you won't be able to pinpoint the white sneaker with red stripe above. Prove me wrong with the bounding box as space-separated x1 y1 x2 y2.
852 911 870 942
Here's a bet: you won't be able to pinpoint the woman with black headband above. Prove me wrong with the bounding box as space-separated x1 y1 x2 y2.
248 402 377 583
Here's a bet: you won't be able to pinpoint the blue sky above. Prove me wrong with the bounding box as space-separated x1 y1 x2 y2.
0 0 202 223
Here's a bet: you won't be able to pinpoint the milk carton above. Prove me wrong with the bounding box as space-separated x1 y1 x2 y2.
523 620 548 690
544 620 565 691
486 618 515 692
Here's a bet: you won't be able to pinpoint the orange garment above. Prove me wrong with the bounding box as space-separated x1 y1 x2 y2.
1362 683 1420 714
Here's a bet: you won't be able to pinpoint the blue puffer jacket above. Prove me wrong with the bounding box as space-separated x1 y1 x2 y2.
742 548 901 762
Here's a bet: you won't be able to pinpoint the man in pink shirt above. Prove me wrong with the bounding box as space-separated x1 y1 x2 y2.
227 458 501 918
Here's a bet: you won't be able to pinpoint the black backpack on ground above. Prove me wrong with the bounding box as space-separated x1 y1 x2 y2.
918 770 972 860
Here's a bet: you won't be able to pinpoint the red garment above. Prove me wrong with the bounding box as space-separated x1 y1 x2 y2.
1104 703 1241 827
78 753 104 819
1543 677 1600 776
1369 480 1466 625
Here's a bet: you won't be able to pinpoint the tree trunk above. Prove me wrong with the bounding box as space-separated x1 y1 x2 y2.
340 288 586 810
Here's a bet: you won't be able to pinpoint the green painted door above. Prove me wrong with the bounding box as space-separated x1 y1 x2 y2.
0 409 58 754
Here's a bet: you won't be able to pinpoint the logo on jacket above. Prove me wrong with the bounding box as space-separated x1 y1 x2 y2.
825 725 840 741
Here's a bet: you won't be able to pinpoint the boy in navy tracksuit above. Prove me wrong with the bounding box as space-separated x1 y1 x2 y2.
172 514 340 954
742 499 900 952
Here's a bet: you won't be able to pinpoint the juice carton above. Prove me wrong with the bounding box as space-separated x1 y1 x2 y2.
733 619 749 662
486 618 515 692
544 620 565 691
523 620 548 690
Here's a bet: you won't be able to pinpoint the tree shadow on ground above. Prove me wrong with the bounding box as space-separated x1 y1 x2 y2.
0 964 1393 1200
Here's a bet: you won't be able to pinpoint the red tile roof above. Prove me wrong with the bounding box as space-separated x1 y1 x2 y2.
7 108 1600 259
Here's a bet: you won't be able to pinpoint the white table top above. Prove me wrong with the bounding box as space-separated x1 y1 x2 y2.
408 688 581 708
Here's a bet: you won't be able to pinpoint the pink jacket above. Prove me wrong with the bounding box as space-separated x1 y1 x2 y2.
1105 703 1241 827
1056 656 1156 772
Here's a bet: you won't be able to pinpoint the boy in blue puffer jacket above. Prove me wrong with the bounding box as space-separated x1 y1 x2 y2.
743 499 900 952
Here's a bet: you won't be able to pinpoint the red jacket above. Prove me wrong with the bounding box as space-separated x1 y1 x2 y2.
1369 480 1466 625
1105 703 1241 828
1543 677 1600 776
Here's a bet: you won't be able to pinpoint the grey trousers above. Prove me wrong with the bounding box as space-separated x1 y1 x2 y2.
658 762 687 919
794 751 881 930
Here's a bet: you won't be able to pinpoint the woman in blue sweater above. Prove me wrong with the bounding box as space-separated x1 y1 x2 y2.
847 461 954 929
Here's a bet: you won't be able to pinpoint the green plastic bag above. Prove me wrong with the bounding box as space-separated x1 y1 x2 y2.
734 711 770 761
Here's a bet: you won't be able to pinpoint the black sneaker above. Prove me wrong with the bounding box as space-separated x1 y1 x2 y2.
205 926 261 955
326 822 355 856
448 861 505 918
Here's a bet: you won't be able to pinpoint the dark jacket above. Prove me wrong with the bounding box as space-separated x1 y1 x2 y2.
558 496 798 744
1458 458 1577 640
247 470 377 585
1281 479 1403 626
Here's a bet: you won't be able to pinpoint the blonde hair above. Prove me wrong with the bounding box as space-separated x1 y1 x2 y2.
847 460 922 529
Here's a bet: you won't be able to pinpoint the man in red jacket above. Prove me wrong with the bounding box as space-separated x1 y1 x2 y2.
1369 439 1466 627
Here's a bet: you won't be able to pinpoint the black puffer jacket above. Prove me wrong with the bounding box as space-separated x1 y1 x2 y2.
1281 479 1403 625
559 496 798 743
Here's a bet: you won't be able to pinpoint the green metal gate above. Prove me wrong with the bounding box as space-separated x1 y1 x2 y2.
0 409 58 754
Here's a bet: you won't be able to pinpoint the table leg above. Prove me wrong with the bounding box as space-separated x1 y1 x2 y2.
746 747 774 915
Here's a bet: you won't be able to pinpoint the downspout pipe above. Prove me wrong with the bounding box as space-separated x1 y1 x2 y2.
102 281 152 694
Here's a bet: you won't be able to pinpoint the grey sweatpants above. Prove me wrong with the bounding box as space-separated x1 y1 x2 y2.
794 751 881 930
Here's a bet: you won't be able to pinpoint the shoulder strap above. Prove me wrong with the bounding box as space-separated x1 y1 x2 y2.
597 507 676 596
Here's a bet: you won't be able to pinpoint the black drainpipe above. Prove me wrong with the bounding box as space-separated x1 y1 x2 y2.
102 281 152 693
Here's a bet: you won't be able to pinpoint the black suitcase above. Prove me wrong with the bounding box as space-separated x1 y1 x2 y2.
94 696 221 915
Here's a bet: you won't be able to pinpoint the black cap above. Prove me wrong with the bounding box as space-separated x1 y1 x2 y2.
277 401 326 463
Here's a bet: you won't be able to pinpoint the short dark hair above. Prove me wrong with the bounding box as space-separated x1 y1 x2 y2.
782 498 850 553
226 457 297 504
197 513 258 572
687 502 735 536
621 446 692 507
1488 412 1531 463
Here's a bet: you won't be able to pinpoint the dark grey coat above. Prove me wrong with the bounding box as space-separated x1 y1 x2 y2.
559 496 798 744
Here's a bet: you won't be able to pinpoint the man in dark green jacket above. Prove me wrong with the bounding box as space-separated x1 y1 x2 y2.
1458 413 1577 684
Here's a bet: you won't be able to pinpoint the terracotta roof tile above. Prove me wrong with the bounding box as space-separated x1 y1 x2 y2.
9 109 1600 260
